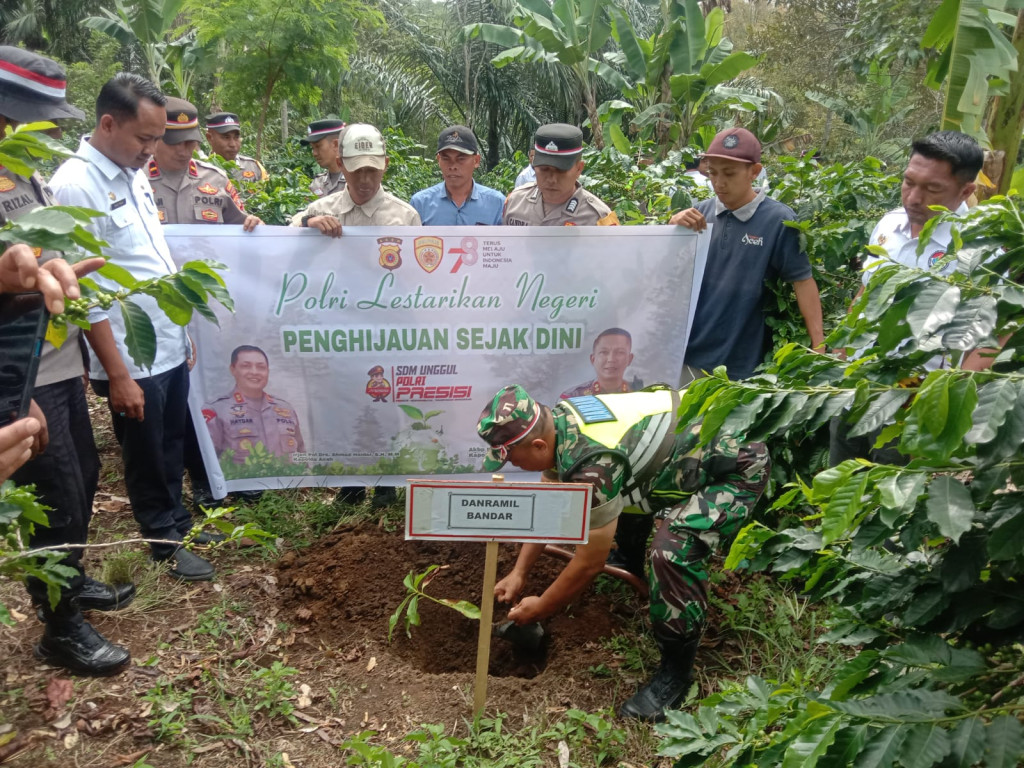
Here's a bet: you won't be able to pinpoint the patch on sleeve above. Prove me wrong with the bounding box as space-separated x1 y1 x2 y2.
202 408 217 423
565 396 615 424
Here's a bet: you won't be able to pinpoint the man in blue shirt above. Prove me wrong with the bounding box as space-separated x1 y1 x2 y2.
411 125 504 226
671 128 824 381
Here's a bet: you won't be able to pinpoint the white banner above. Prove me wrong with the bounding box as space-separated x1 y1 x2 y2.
164 225 709 495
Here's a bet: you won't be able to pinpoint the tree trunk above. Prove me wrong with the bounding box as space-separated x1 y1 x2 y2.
255 78 275 160
585 88 604 150
487 102 500 171
987 11 1024 194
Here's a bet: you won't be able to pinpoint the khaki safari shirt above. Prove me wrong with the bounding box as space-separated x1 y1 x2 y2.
203 388 305 464
147 158 248 225
503 182 619 226
290 186 421 227
0 168 84 387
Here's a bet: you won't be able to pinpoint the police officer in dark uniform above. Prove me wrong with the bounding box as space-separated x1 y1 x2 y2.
0 46 132 675
205 112 269 184
301 119 347 198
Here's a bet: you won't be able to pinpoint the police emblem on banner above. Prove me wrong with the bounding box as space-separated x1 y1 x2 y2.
0 177 14 192
414 236 443 273
378 237 403 270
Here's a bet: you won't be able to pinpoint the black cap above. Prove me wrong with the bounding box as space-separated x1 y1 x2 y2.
437 125 478 155
206 112 241 133
0 46 84 123
532 123 583 170
162 97 202 144
300 119 346 146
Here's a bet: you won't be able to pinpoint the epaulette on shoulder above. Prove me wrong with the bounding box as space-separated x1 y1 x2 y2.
147 159 160 179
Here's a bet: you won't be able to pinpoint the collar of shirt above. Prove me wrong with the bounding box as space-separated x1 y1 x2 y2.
714 186 767 222
77 137 131 183
445 181 479 203
893 202 968 244
338 186 385 217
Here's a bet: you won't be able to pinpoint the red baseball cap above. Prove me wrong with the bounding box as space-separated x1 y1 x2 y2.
704 127 761 164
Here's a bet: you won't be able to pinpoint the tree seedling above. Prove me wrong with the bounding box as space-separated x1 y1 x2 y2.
388 565 480 642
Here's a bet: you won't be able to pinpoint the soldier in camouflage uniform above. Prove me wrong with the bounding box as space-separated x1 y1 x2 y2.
477 384 769 722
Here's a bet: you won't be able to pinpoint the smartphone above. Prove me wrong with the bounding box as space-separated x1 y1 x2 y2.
0 292 49 427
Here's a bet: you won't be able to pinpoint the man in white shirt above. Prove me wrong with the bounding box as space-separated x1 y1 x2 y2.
50 73 215 582
830 130 983 465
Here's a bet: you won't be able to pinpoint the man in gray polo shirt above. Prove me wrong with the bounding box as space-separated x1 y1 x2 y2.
671 128 824 381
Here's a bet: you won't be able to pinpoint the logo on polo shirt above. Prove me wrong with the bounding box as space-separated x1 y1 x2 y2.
741 233 764 246
929 250 946 267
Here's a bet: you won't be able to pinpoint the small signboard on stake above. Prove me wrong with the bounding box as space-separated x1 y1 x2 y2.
404 477 592 715
406 479 591 544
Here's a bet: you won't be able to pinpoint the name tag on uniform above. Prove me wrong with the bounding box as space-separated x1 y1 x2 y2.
111 198 126 210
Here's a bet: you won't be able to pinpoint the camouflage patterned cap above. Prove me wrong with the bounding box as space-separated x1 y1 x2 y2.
477 384 542 471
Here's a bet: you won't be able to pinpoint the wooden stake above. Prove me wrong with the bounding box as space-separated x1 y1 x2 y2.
473 474 504 715
473 540 499 714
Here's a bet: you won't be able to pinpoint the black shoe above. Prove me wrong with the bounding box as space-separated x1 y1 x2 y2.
618 663 693 722
371 486 397 509
153 548 215 581
335 486 366 505
76 577 136 611
619 632 700 722
193 531 227 545
230 490 263 506
192 486 216 513
34 621 130 676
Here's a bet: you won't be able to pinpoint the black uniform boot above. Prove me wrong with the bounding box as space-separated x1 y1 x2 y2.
606 513 654 578
618 632 700 722
34 598 130 676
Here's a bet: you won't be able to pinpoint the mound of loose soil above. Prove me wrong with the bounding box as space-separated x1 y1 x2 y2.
276 523 644 724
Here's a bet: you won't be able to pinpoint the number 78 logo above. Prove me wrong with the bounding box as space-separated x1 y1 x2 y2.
449 237 479 273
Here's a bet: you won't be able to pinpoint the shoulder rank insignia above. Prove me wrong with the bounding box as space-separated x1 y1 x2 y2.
565 197 579 213
234 392 245 404
147 160 160 179
565 396 616 424
197 183 218 195
187 159 199 177
201 209 219 222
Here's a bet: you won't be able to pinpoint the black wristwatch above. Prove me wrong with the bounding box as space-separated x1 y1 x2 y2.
301 214 313 227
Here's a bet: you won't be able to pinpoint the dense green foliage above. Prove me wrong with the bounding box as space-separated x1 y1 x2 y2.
655 194 1024 767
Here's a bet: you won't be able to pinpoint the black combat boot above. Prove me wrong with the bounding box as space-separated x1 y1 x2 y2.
618 631 700 722
34 598 130 676
606 514 654 578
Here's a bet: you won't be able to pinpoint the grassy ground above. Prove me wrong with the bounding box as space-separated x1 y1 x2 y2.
0 401 851 767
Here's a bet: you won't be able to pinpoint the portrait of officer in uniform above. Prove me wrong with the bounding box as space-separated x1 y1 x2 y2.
203 345 305 464
560 327 643 399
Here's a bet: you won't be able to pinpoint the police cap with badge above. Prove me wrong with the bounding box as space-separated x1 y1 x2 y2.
532 123 584 170
206 112 242 134
162 97 202 144
0 46 84 123
300 119 346 146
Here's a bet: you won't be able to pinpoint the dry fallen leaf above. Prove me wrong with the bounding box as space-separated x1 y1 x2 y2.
45 678 74 712
281 753 296 768
62 730 79 750
557 740 569 768
296 683 312 709
341 647 362 662
51 714 72 731
366 657 377 672
9 608 26 622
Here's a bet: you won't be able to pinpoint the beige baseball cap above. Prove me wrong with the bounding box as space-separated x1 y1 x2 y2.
341 123 386 171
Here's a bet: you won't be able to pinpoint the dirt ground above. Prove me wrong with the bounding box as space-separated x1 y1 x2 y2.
1 478 662 767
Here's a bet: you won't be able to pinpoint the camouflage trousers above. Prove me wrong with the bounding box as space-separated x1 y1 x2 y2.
646 438 770 641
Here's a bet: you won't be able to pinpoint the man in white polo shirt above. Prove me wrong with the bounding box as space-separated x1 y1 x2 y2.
50 72 215 582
